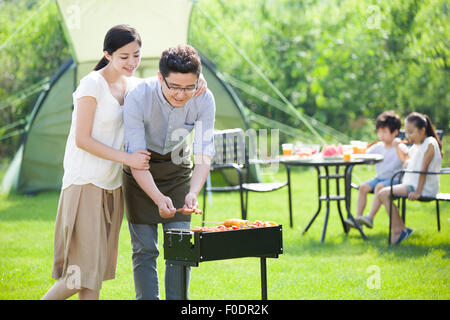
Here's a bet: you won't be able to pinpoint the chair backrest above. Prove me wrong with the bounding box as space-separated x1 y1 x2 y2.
397 129 444 142
212 128 248 166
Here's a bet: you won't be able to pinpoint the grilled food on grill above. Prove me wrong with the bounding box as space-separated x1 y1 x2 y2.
192 220 278 232
223 218 249 227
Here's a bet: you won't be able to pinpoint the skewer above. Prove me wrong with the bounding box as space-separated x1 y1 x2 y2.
176 208 203 215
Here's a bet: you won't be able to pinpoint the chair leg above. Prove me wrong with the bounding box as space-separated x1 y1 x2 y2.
288 182 293 229
436 200 441 232
239 187 246 220
245 190 249 216
401 198 406 224
388 196 393 245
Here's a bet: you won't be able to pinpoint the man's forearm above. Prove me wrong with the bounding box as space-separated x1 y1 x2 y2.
131 168 165 204
189 155 211 196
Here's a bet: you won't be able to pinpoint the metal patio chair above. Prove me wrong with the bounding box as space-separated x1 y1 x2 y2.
388 168 450 245
202 128 293 226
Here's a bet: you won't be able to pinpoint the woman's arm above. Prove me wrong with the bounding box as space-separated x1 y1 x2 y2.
75 96 151 169
408 143 434 200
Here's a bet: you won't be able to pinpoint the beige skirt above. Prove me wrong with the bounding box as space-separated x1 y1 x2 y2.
51 184 124 292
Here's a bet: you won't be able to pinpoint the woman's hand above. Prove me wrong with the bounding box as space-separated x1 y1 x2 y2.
193 73 208 97
126 150 151 170
408 191 421 201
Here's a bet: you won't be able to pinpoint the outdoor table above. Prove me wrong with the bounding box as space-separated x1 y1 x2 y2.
280 154 384 242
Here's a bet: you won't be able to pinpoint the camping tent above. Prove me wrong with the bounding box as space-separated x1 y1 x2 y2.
1 0 256 194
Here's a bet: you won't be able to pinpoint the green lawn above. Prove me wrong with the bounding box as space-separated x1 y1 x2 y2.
0 165 449 300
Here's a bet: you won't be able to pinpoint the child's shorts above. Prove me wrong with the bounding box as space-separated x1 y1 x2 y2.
362 176 400 191
406 185 416 193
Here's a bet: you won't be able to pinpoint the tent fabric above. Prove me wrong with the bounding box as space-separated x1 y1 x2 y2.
1 59 76 194
56 0 193 63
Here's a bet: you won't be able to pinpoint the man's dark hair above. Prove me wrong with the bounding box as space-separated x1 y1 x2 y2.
375 110 401 133
159 45 202 78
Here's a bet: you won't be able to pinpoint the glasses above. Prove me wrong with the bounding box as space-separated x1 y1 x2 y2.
162 76 198 95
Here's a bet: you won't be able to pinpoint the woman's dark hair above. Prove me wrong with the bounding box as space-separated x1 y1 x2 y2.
94 24 142 71
159 45 201 78
375 110 401 133
406 112 442 155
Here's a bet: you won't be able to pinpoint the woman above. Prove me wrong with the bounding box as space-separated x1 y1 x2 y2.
42 25 206 299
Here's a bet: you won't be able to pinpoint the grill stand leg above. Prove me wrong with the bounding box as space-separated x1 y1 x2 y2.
181 265 188 300
260 257 267 300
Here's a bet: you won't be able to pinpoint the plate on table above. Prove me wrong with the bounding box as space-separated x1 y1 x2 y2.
351 154 381 160
281 155 313 162
322 155 344 161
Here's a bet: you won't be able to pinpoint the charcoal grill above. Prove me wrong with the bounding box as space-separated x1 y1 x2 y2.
163 225 283 299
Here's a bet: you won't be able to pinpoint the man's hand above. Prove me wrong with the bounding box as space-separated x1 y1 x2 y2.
184 191 198 209
156 196 176 218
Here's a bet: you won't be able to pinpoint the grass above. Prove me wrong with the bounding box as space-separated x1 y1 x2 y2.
0 165 449 300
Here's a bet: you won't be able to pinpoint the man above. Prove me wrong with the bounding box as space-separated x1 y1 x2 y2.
122 45 215 300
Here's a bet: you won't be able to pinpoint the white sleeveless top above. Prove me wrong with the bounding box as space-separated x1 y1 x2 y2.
62 71 141 190
402 136 442 197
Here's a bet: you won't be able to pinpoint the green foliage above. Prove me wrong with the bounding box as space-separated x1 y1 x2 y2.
0 0 70 157
190 0 449 143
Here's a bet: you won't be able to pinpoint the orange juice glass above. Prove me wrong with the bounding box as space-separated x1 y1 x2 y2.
282 144 293 156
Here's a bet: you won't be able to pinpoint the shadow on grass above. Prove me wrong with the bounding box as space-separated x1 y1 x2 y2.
285 230 450 260
0 191 59 221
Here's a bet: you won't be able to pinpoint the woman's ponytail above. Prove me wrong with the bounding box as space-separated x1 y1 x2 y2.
424 114 443 155
93 56 109 71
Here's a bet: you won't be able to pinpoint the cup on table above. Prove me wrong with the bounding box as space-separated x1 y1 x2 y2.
350 141 367 154
342 145 352 161
282 143 293 156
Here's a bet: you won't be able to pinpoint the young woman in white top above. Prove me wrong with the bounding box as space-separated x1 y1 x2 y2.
41 24 207 300
377 112 443 245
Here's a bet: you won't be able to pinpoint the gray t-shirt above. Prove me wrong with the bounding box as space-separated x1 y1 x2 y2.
367 141 408 180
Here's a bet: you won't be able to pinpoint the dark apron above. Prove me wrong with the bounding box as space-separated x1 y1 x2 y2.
122 148 193 225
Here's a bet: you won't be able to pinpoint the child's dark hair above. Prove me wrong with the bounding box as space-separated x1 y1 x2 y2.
94 24 142 71
406 112 442 155
375 110 402 133
159 45 202 78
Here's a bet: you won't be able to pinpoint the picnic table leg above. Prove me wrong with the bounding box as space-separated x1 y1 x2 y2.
302 166 322 235
344 165 368 241
335 165 348 233
320 166 332 242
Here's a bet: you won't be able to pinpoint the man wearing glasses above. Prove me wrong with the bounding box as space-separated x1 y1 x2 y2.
122 45 215 300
